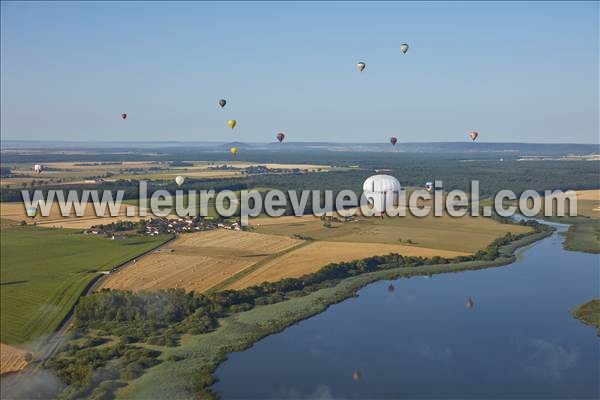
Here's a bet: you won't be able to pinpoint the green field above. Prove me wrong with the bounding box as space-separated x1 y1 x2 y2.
540 216 600 254
0 225 170 346
563 218 600 254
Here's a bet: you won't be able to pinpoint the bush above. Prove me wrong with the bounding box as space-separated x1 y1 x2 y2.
166 354 182 362
121 362 144 380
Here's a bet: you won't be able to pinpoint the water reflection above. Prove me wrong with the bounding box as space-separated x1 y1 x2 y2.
466 297 475 309
215 225 599 399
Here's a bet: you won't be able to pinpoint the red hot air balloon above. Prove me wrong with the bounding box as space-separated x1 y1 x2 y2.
121 113 128 120
390 137 398 146
276 132 285 143
470 131 478 141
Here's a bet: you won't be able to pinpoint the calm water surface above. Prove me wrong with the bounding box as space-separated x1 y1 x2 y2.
215 224 600 399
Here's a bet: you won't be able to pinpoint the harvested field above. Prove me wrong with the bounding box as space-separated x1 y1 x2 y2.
99 230 302 293
227 241 468 290
575 190 600 218
252 213 531 253
0 161 332 187
0 202 147 229
206 162 331 170
576 190 600 201
100 214 531 293
0 343 29 375
518 189 600 219
161 170 243 178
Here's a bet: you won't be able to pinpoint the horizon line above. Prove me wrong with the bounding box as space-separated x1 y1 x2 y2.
1 140 599 146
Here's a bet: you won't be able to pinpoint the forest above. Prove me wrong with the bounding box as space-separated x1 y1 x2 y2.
2 153 598 204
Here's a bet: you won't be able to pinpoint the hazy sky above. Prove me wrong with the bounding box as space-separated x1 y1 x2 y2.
1 1 598 143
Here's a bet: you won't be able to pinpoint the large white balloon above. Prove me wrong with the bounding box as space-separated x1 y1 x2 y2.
175 176 185 187
400 43 409 54
356 62 366 72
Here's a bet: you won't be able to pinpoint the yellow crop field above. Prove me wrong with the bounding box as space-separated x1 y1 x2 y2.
518 189 600 219
575 190 599 218
97 213 530 293
575 190 600 201
98 230 302 293
1 160 332 187
0 202 145 229
0 343 28 375
252 213 530 253
227 241 468 290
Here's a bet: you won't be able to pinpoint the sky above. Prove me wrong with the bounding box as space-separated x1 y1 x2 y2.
1 1 598 144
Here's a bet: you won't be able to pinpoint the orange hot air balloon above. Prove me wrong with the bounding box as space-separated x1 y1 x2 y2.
470 131 478 141
276 132 285 143
121 113 127 120
390 137 397 146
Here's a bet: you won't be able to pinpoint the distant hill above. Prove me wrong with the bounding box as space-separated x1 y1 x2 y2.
220 142 253 150
1 140 598 158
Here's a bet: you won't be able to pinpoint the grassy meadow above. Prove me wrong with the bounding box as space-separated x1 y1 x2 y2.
0 224 170 346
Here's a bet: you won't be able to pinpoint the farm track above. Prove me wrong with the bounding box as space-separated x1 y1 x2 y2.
206 240 312 293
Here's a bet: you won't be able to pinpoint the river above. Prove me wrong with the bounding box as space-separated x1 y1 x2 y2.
214 223 599 399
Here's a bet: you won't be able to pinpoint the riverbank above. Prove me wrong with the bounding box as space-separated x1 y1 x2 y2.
562 218 599 254
117 227 553 400
572 299 600 336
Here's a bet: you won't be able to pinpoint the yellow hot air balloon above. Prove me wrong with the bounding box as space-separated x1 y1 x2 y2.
230 146 239 155
228 119 237 129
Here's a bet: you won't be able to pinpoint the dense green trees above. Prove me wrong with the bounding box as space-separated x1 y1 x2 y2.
45 343 161 400
3 151 598 203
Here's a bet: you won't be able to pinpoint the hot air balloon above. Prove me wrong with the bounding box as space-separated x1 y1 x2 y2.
230 146 239 155
34 164 43 174
276 132 285 143
425 181 433 192
357 62 366 72
387 284 395 293
470 131 478 141
466 297 475 309
352 370 361 381
219 99 226 108
228 119 237 130
390 137 397 146
400 43 409 54
121 113 127 120
175 176 185 187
